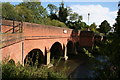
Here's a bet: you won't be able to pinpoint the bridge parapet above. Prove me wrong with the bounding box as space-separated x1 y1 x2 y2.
0 33 23 49
23 22 72 38
1 20 23 33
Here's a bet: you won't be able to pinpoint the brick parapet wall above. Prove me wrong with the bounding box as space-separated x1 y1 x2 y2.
0 33 23 49
1 20 95 63
23 22 73 37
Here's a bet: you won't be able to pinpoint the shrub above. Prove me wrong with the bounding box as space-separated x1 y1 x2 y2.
2 61 68 79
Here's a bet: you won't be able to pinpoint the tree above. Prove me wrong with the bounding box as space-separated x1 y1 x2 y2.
15 5 34 22
58 2 68 23
18 2 48 23
2 2 17 20
47 4 58 20
99 20 111 35
89 23 99 33
67 12 83 29
80 22 88 28
90 23 97 29
69 12 79 22
69 12 82 22
47 4 58 15
114 9 120 36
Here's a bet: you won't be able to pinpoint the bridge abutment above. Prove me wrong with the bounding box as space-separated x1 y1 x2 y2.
45 47 54 68
45 47 50 65
62 44 68 60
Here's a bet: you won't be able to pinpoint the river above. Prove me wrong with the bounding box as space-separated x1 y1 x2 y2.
52 53 92 79
51 53 109 80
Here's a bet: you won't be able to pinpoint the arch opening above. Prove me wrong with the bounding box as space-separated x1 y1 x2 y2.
24 49 44 66
8 59 15 65
67 41 74 57
50 42 63 59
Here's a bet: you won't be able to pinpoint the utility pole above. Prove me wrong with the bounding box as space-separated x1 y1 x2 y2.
88 13 90 25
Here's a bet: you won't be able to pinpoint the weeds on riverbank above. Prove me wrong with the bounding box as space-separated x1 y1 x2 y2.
2 58 68 79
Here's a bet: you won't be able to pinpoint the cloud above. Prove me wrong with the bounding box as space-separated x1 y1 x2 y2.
70 4 117 26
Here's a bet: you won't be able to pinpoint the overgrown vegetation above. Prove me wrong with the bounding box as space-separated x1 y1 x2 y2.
84 21 120 80
2 58 68 79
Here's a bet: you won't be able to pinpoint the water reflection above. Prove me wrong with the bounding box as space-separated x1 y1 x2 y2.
89 55 110 79
52 54 110 79
95 56 109 63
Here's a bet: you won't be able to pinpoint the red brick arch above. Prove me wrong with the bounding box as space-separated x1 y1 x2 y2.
50 42 63 59
1 20 95 65
67 40 74 56
24 48 45 66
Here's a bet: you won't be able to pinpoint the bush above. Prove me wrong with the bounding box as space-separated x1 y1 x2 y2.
2 61 68 79
38 18 67 28
89 35 120 79
50 20 67 27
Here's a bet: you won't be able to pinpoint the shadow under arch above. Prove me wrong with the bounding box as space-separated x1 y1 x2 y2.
67 41 74 57
8 59 15 65
24 49 44 66
50 42 63 59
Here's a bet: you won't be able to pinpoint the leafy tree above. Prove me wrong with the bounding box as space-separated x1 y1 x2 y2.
2 2 17 20
50 19 67 27
0 3 1 16
80 22 88 29
47 4 58 15
47 4 58 20
69 12 82 22
67 12 83 29
114 9 120 36
15 5 34 22
49 14 58 20
69 12 79 22
89 6 120 79
58 2 68 23
89 23 99 33
67 21 80 29
18 2 48 23
99 20 111 35
39 18 67 27
90 23 97 29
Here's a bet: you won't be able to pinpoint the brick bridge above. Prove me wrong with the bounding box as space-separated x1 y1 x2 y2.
0 20 94 66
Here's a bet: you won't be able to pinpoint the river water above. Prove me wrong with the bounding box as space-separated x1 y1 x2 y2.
52 54 109 79
52 54 92 79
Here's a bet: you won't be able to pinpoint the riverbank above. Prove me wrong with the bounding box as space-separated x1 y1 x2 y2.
51 53 90 79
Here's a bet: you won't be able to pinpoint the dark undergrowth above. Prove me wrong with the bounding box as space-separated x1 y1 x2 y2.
2 58 68 80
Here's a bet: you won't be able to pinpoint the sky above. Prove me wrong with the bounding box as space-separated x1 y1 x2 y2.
41 2 118 26
1 0 119 26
